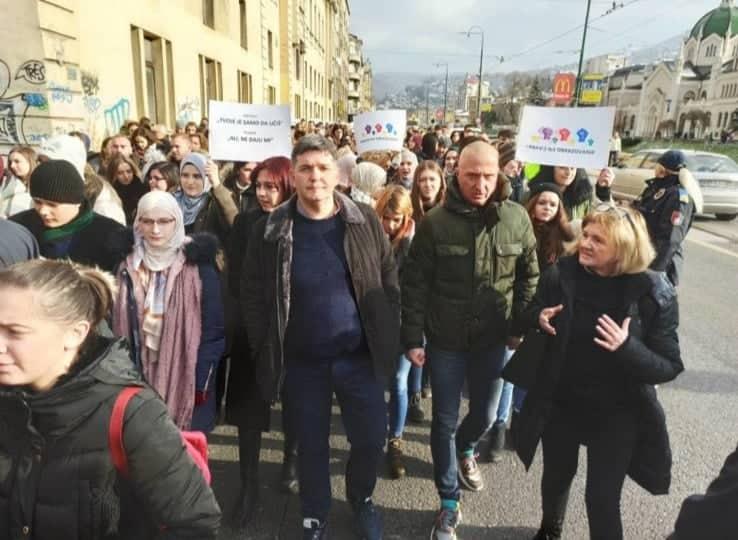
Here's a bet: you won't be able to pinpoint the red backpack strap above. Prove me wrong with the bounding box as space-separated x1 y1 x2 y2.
109 387 143 477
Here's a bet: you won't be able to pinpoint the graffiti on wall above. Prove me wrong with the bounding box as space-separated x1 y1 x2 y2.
104 98 130 135
0 59 51 145
81 70 101 113
176 96 200 124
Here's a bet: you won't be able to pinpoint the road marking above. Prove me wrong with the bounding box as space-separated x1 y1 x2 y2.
687 236 738 260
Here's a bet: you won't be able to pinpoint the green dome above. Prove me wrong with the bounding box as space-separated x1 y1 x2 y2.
690 3 738 39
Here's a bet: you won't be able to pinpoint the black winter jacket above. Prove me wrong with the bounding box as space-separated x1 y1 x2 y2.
242 191 400 402
515 256 684 495
10 208 126 273
0 336 221 539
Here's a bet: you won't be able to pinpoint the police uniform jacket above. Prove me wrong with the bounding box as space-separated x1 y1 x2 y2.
633 175 694 286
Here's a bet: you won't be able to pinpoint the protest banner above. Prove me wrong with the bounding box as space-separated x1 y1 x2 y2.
516 106 616 169
208 101 292 162
354 110 406 154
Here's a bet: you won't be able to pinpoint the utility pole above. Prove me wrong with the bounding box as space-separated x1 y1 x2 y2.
462 26 484 123
574 0 593 107
434 62 449 124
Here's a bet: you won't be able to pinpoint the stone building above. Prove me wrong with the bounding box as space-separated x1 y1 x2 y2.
0 0 359 154
347 33 373 118
606 0 738 139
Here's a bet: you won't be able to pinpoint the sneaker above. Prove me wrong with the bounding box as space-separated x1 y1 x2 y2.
303 518 328 540
387 438 406 479
430 506 462 540
353 499 383 540
407 392 425 424
422 385 433 399
457 454 484 491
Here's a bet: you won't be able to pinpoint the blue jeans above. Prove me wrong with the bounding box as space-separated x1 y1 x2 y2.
388 354 423 438
493 348 515 427
284 354 386 521
428 343 507 501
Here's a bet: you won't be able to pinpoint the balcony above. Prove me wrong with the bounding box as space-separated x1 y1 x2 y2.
348 89 360 99
349 71 360 81
349 50 361 63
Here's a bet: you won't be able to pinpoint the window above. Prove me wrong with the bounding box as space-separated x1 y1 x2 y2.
622 153 646 169
238 71 253 103
267 30 274 69
267 86 277 105
130 27 175 127
199 54 222 113
203 0 214 28
239 0 248 49
294 94 301 118
719 112 724 127
295 45 301 80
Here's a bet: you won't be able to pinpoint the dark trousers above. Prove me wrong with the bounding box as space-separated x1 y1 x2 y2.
541 403 638 540
284 353 386 521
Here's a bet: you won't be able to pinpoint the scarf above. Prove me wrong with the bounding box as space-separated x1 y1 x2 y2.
113 249 202 430
42 207 95 242
174 190 210 226
134 191 186 271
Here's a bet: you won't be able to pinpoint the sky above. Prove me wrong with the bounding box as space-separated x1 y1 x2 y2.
349 0 725 74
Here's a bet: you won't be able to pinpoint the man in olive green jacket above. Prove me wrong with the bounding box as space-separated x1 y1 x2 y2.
401 140 539 540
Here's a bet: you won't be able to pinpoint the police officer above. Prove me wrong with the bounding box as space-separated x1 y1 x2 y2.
633 150 703 286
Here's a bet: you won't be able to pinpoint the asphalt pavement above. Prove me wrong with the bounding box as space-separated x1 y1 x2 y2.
211 222 738 540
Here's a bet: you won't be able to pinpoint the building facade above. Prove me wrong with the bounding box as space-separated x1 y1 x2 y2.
455 75 490 120
606 0 738 139
347 33 373 118
0 0 360 154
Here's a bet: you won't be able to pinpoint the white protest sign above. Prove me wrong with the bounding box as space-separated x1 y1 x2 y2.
516 106 615 169
208 101 292 162
354 110 406 154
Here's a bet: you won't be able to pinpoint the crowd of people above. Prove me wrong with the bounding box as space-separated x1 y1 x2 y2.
0 114 732 540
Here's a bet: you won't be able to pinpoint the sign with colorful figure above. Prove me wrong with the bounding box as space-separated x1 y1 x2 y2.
354 110 406 154
208 101 292 162
516 106 616 169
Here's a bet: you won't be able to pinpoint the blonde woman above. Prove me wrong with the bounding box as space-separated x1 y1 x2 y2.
374 185 424 479
515 205 683 540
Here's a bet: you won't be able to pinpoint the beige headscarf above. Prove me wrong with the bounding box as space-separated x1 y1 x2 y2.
133 191 186 272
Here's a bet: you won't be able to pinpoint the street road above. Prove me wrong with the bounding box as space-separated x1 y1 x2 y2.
212 223 738 540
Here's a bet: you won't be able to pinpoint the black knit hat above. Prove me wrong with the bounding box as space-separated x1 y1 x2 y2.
30 160 85 204
528 181 562 200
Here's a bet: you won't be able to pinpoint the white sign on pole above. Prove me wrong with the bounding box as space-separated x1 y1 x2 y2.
208 101 292 162
354 110 406 154
516 106 616 169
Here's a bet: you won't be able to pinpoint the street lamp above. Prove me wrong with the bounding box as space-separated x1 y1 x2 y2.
461 26 484 123
434 62 449 124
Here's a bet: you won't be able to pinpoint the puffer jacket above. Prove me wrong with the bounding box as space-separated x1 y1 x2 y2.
242 191 400 402
0 336 221 539
401 175 540 353
515 256 684 495
0 176 32 218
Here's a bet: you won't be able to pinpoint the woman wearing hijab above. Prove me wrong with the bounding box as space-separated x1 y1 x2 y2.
113 191 226 432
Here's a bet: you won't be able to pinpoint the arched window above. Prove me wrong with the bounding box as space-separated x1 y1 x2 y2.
718 112 724 126
630 115 636 130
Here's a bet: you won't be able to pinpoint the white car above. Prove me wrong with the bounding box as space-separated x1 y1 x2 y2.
611 149 738 221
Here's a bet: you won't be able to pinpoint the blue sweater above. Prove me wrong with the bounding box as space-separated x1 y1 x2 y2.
284 211 366 360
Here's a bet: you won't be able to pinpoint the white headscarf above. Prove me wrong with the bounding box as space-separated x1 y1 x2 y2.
134 191 186 271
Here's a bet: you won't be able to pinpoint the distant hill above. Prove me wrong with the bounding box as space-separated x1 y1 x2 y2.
372 33 685 99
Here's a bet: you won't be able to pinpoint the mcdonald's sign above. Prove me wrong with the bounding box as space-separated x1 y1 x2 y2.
553 73 576 105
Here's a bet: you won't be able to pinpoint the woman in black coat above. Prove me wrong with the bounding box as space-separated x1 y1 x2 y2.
225 156 295 528
513 205 684 540
0 259 221 539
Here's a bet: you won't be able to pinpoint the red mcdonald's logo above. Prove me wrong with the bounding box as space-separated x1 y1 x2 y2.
553 73 576 104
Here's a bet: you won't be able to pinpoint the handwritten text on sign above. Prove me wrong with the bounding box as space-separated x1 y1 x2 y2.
208 101 292 162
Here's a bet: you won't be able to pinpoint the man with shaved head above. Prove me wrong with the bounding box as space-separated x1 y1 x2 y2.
401 140 540 540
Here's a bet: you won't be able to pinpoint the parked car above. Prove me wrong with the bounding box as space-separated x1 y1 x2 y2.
611 149 738 221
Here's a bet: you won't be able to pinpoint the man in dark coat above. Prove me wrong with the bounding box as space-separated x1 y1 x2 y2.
242 134 399 540
10 160 126 273
401 141 539 540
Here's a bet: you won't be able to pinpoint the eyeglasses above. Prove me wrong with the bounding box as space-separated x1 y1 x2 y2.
594 203 636 230
139 217 176 227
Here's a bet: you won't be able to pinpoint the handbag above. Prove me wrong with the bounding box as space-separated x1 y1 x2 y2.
109 387 212 485
501 328 548 389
